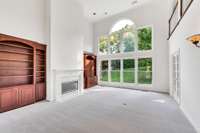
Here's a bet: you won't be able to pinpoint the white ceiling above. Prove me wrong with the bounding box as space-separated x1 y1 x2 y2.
77 0 151 22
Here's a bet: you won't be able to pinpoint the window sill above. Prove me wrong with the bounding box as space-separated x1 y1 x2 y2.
99 81 153 88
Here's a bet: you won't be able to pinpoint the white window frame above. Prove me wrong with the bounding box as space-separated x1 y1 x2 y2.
98 25 154 90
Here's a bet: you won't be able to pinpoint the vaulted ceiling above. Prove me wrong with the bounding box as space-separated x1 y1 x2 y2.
76 0 152 22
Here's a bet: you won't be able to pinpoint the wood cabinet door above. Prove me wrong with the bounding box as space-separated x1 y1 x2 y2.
36 83 46 101
84 53 97 89
0 88 18 112
19 85 35 106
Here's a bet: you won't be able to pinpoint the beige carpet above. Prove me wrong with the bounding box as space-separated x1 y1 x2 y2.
0 86 196 133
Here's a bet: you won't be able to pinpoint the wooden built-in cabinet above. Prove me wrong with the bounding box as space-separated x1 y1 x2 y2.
0 87 18 112
36 49 46 101
0 34 46 113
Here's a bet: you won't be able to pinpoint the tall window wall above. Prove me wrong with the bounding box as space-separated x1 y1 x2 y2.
98 20 153 86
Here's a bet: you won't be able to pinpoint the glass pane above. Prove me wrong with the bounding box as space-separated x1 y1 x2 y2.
123 59 135 83
100 60 108 81
111 60 120 82
122 32 136 52
99 36 109 55
122 25 136 52
138 58 152 84
109 31 121 54
138 27 152 51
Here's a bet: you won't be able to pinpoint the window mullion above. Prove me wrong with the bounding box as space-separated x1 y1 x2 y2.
120 30 123 54
108 60 111 82
135 57 138 84
108 36 111 55
120 59 123 83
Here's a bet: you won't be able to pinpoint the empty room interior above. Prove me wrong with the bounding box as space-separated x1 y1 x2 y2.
0 0 200 133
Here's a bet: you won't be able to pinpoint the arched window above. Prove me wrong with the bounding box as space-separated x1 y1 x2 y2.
99 19 137 55
110 19 135 33
98 19 153 86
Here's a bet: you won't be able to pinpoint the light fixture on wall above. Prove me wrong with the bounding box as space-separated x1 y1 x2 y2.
187 34 200 48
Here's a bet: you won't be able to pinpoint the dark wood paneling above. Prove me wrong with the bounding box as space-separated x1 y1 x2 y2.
0 44 33 54
19 85 35 107
0 87 18 112
0 60 33 68
36 83 46 102
0 76 33 88
0 34 46 49
0 69 33 76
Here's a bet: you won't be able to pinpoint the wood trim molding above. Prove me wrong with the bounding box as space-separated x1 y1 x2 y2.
0 33 46 50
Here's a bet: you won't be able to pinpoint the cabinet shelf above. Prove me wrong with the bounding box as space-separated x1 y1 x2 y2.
36 71 45 73
36 58 45 62
0 67 33 70
0 50 33 55
0 75 33 78
37 65 45 67
0 43 33 50
36 76 45 78
0 59 33 63
36 53 45 56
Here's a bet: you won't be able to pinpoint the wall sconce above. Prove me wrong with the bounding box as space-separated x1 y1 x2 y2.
187 34 200 48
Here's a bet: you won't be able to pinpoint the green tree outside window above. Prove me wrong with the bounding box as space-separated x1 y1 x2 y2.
138 27 152 50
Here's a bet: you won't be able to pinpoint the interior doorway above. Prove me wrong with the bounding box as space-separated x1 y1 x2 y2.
84 52 97 89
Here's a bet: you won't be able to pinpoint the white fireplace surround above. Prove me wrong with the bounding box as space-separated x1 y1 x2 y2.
53 69 84 101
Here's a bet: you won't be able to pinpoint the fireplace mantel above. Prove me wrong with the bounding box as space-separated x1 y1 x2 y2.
52 69 84 101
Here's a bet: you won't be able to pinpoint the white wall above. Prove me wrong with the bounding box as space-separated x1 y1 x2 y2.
47 0 94 100
83 20 94 53
0 0 47 43
50 0 93 70
169 0 200 132
94 0 169 93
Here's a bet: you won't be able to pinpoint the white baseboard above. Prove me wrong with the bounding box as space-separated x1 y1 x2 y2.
180 106 199 133
98 82 169 94
197 128 200 133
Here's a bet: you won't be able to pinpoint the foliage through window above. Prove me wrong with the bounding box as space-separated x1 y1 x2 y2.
100 60 108 81
138 27 152 50
111 60 121 82
123 59 135 83
122 25 136 52
138 58 152 84
109 32 121 54
98 26 152 53
99 36 109 55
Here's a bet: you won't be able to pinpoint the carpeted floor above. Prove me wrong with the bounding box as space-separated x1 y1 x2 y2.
0 86 196 133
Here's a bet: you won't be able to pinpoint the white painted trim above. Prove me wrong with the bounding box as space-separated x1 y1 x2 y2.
120 59 123 83
180 106 200 133
198 129 200 133
98 82 168 93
